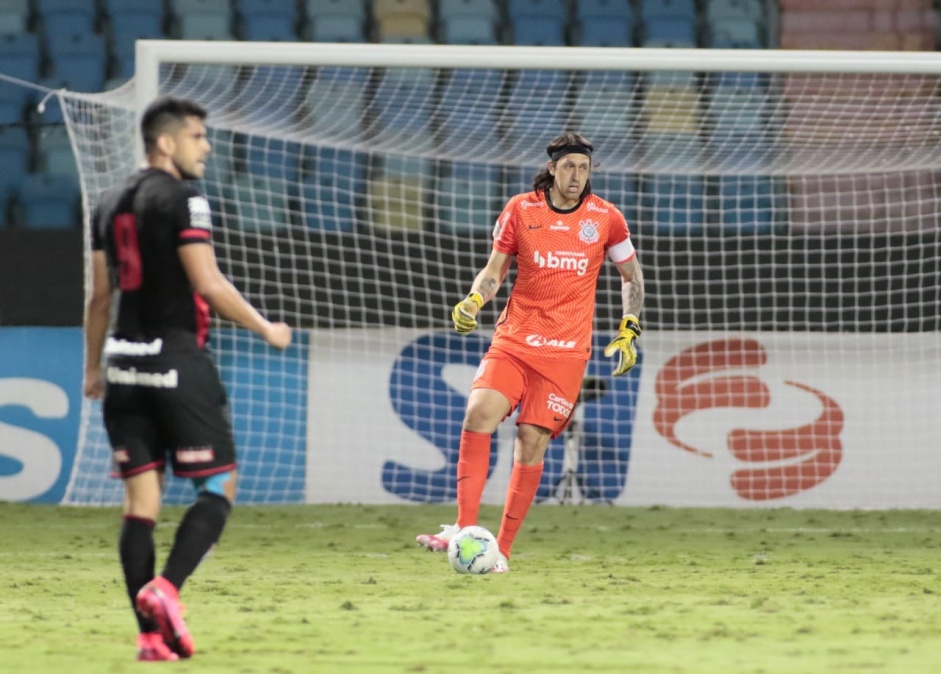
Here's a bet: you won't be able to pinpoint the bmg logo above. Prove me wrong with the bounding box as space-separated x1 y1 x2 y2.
533 250 589 275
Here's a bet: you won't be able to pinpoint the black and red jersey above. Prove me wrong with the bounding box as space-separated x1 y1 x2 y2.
91 168 213 353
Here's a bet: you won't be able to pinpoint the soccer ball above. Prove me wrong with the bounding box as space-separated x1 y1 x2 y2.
447 526 500 575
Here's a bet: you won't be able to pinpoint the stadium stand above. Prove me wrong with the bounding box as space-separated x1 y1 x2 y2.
0 0 29 34
17 173 81 229
4 1 941 229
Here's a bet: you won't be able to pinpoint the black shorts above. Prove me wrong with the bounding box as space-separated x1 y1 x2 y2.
103 350 237 480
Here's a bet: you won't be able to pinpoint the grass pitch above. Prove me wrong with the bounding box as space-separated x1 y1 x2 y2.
1 503 940 674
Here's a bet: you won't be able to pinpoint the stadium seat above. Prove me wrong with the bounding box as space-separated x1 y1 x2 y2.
223 174 295 232
706 18 764 48
169 0 230 13
36 0 97 37
241 0 295 12
240 0 297 41
502 70 572 162
639 0 696 20
0 79 33 126
715 175 778 233
706 85 767 135
0 0 28 34
641 132 705 173
177 11 234 40
306 14 365 41
438 0 497 22
436 70 503 153
110 10 164 78
46 33 107 92
569 71 637 141
576 0 633 21
239 135 301 183
300 147 366 231
0 97 22 126
640 174 706 233
242 13 297 40
501 164 537 200
0 127 31 197
373 155 431 227
644 85 700 135
439 15 498 44
706 0 766 22
575 18 634 46
506 0 568 20
434 163 501 234
18 173 81 229
370 68 437 139
304 0 367 20
510 16 567 45
225 65 304 130
373 0 431 22
376 14 429 41
643 17 697 47
300 67 367 137
36 125 77 179
707 130 772 172
0 33 41 81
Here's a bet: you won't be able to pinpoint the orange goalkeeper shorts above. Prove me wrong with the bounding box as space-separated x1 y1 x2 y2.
471 347 588 438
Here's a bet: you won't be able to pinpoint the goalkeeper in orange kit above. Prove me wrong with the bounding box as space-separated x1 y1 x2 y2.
417 132 644 572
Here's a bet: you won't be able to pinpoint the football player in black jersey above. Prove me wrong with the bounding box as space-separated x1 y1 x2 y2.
83 96 292 661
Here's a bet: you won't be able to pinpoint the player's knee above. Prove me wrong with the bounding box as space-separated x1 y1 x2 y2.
192 471 234 503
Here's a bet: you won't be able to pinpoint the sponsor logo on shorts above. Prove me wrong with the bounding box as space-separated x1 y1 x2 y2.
546 393 574 419
106 366 179 388
175 446 216 464
104 337 163 357
525 334 576 349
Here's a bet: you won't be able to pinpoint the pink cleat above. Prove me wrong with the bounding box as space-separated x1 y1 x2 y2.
416 524 460 552
491 553 510 574
136 577 194 659
136 632 179 662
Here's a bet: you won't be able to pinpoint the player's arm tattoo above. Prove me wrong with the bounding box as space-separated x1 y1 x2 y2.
476 275 500 303
619 256 644 318
472 252 512 304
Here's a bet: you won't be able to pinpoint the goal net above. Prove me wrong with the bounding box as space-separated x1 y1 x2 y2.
63 43 941 508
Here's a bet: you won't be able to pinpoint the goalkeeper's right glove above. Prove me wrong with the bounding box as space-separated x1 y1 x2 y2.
603 315 642 376
451 292 484 335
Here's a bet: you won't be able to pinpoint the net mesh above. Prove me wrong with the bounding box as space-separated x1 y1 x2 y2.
61 49 941 507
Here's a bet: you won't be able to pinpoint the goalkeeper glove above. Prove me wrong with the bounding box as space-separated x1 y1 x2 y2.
603 315 641 376
451 292 484 335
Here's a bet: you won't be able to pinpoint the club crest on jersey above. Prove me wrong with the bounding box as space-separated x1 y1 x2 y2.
578 219 600 244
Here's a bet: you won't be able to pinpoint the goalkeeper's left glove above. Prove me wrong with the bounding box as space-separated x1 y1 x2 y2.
451 291 484 335
603 315 641 376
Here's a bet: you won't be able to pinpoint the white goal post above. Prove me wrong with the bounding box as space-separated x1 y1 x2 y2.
62 41 941 508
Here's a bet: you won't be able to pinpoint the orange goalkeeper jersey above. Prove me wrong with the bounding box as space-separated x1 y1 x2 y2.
490 189 635 361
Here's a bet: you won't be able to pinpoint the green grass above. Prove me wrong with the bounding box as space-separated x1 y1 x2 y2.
2 503 940 673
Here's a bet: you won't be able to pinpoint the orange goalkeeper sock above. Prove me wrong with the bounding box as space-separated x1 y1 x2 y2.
496 462 543 558
456 430 492 528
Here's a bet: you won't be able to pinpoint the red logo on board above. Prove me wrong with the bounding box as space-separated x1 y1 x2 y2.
653 338 843 501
